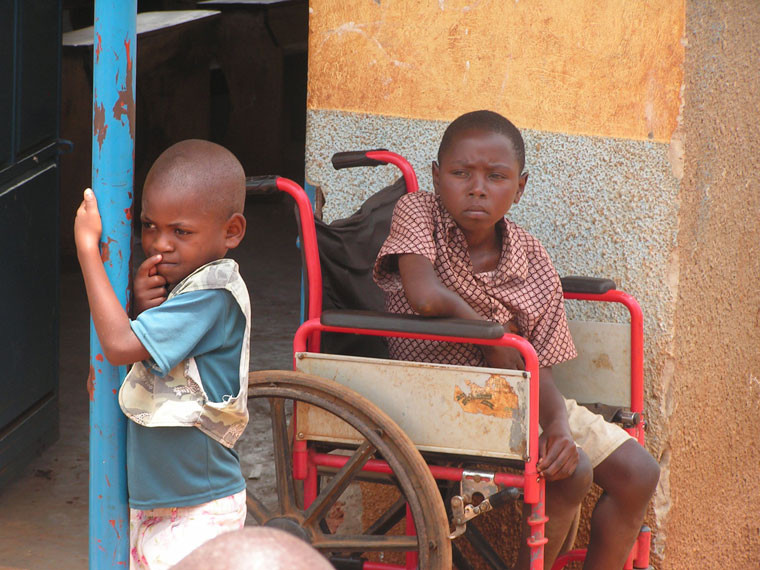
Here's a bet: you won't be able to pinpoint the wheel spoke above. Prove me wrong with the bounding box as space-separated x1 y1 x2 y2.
269 397 297 513
365 495 407 535
303 440 376 527
245 490 272 524
311 533 419 552
246 372 452 567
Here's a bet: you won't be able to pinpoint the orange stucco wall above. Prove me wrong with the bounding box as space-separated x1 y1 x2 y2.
308 0 684 142
664 2 760 567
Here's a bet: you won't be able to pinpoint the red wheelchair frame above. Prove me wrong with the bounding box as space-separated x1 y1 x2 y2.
248 149 651 570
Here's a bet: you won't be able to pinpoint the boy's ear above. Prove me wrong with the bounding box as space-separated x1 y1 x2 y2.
431 161 440 195
224 213 247 249
514 171 529 205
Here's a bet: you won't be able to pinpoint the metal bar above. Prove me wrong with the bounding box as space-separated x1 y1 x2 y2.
275 176 322 352
463 524 509 569
275 177 322 325
550 549 587 570
311 452 525 488
634 526 652 568
526 478 547 570
404 503 417 569
563 289 645 443
311 535 418 551
303 441 376 526
452 542 477 570
365 497 407 536
294 319 541 496
245 491 272 524
365 150 419 193
271 398 297 512
89 1 136 567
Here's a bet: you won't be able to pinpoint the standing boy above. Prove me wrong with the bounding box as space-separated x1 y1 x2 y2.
373 111 660 569
75 140 251 570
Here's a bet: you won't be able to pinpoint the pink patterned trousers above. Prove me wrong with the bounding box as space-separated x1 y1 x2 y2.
129 489 247 570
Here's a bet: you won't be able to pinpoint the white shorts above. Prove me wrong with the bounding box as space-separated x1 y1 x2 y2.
564 398 634 467
129 489 247 570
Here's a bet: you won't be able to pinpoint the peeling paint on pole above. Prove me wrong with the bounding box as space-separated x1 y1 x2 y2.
89 1 136 568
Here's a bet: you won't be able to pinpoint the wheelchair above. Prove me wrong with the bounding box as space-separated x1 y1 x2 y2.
242 151 653 570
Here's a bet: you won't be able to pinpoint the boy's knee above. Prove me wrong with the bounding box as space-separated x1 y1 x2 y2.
623 443 659 499
551 449 593 505
572 449 594 496
598 441 660 505
633 448 660 498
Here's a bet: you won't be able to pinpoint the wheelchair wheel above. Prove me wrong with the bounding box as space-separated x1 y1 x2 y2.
245 369 452 569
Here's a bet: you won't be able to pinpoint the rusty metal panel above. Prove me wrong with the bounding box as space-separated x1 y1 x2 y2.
295 352 530 461
552 320 631 407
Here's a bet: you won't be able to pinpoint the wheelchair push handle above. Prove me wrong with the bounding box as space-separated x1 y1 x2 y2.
245 175 280 195
560 276 616 295
331 150 390 170
331 149 420 192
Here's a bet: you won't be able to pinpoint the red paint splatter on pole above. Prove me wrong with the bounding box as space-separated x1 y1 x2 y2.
100 236 117 263
112 39 136 141
93 101 108 151
87 365 96 401
95 33 102 63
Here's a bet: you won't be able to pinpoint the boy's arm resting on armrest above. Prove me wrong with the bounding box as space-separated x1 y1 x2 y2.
398 253 477 318
398 254 578 479
398 253 524 370
75 189 151 366
536 365 578 482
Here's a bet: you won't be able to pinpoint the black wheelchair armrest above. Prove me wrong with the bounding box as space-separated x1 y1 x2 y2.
245 175 280 196
331 150 389 170
320 310 505 339
560 276 617 295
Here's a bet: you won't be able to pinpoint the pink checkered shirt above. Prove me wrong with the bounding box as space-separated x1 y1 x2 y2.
373 191 576 368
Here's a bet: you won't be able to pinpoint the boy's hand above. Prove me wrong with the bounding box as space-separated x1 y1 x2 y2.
482 345 525 370
481 319 525 370
133 254 168 314
537 423 579 481
74 188 102 255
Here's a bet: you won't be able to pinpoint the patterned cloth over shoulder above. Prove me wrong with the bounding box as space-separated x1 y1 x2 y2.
119 259 251 448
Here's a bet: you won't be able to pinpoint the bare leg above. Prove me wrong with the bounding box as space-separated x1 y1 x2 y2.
515 449 593 569
583 440 659 570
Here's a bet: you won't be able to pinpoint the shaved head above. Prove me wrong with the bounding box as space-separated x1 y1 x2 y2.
171 527 334 570
438 110 526 172
144 139 245 220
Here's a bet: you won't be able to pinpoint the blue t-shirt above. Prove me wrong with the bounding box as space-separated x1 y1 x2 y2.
126 289 247 510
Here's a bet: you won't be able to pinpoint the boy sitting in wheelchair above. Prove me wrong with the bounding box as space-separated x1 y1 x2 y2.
373 110 660 569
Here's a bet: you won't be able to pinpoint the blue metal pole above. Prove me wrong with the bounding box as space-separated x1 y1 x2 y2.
89 1 136 567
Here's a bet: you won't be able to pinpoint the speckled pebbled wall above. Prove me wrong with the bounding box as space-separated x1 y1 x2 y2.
307 108 678 339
